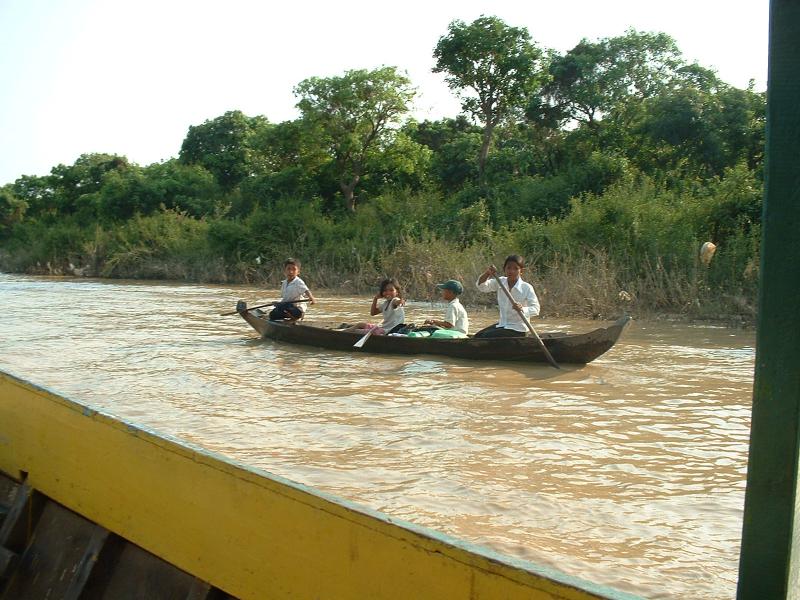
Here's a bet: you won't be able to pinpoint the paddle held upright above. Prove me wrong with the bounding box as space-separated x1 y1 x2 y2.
490 270 560 369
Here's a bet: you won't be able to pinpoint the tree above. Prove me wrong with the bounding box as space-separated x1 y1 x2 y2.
405 117 482 191
364 130 432 193
49 153 130 218
12 174 55 217
234 119 330 213
179 110 269 191
406 116 479 152
0 185 27 233
433 16 544 178
542 30 685 128
629 83 765 177
250 119 323 174
135 160 221 218
294 67 415 212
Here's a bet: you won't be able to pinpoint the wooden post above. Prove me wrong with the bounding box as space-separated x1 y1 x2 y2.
737 1 800 598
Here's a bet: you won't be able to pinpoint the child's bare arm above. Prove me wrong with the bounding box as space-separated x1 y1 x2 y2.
424 318 453 328
370 294 382 316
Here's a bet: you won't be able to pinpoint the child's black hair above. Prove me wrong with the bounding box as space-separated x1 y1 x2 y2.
503 254 525 269
378 277 402 298
284 257 301 268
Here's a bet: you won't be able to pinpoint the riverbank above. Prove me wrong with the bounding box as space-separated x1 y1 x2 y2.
0 256 756 328
0 174 761 326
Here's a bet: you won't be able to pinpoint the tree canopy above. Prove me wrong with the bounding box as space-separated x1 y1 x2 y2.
540 30 685 128
433 16 545 178
179 110 269 191
294 66 417 211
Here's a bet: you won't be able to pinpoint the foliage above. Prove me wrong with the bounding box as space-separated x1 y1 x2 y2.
0 185 27 233
294 66 417 211
101 209 212 279
542 30 685 127
433 15 545 177
179 110 269 191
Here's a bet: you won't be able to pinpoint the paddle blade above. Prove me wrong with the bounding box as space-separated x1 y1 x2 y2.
353 329 374 348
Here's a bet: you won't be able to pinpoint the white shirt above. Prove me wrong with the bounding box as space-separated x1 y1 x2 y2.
380 299 405 331
476 276 539 332
281 276 310 312
444 298 469 334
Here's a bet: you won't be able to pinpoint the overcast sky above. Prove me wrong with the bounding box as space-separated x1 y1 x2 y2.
0 0 769 185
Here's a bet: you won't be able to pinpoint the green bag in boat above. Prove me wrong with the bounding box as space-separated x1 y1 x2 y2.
430 328 467 339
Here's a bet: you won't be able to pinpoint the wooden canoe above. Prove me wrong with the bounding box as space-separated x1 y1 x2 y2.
238 305 630 364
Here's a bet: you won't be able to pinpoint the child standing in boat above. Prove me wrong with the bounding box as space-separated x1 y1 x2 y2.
269 258 315 321
424 279 469 335
474 255 539 338
345 278 405 335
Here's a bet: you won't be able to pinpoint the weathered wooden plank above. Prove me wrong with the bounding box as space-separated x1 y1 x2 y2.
0 482 44 553
62 524 111 600
185 579 238 600
185 578 215 600
78 533 127 599
0 473 19 520
84 540 205 600
3 501 106 599
0 545 18 580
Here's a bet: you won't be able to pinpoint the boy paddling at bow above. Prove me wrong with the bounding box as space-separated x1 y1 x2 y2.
474 255 539 338
269 258 315 321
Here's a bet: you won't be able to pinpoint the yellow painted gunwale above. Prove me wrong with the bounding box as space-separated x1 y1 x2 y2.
0 370 638 600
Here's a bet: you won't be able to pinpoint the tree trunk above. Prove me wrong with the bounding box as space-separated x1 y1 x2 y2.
340 176 359 212
478 123 495 181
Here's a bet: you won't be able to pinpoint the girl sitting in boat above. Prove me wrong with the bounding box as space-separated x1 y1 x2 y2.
344 278 405 335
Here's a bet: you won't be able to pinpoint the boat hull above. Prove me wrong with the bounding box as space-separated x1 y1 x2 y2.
240 311 630 364
0 370 637 600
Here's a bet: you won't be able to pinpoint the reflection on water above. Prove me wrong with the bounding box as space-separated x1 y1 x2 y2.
0 273 754 599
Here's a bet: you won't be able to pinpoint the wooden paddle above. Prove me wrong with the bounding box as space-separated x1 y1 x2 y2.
353 327 376 348
220 298 310 316
490 269 560 369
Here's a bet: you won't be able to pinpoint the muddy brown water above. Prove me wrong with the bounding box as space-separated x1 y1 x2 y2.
0 273 754 599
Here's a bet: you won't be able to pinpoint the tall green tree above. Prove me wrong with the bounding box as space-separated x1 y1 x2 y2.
179 110 269 191
541 30 685 128
433 16 544 178
294 66 416 212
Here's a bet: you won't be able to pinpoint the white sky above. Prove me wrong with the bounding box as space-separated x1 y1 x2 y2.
0 0 768 185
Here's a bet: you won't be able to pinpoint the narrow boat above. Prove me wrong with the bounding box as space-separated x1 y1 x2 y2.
237 303 630 364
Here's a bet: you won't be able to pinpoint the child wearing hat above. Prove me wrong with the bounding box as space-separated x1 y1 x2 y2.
424 279 469 335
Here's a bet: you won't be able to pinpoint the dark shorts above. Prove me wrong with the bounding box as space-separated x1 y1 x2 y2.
473 324 527 338
268 302 304 321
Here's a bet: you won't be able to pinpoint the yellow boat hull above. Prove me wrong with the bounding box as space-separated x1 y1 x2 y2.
0 371 634 599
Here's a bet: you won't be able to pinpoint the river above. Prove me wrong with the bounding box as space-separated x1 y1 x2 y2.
0 273 755 599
